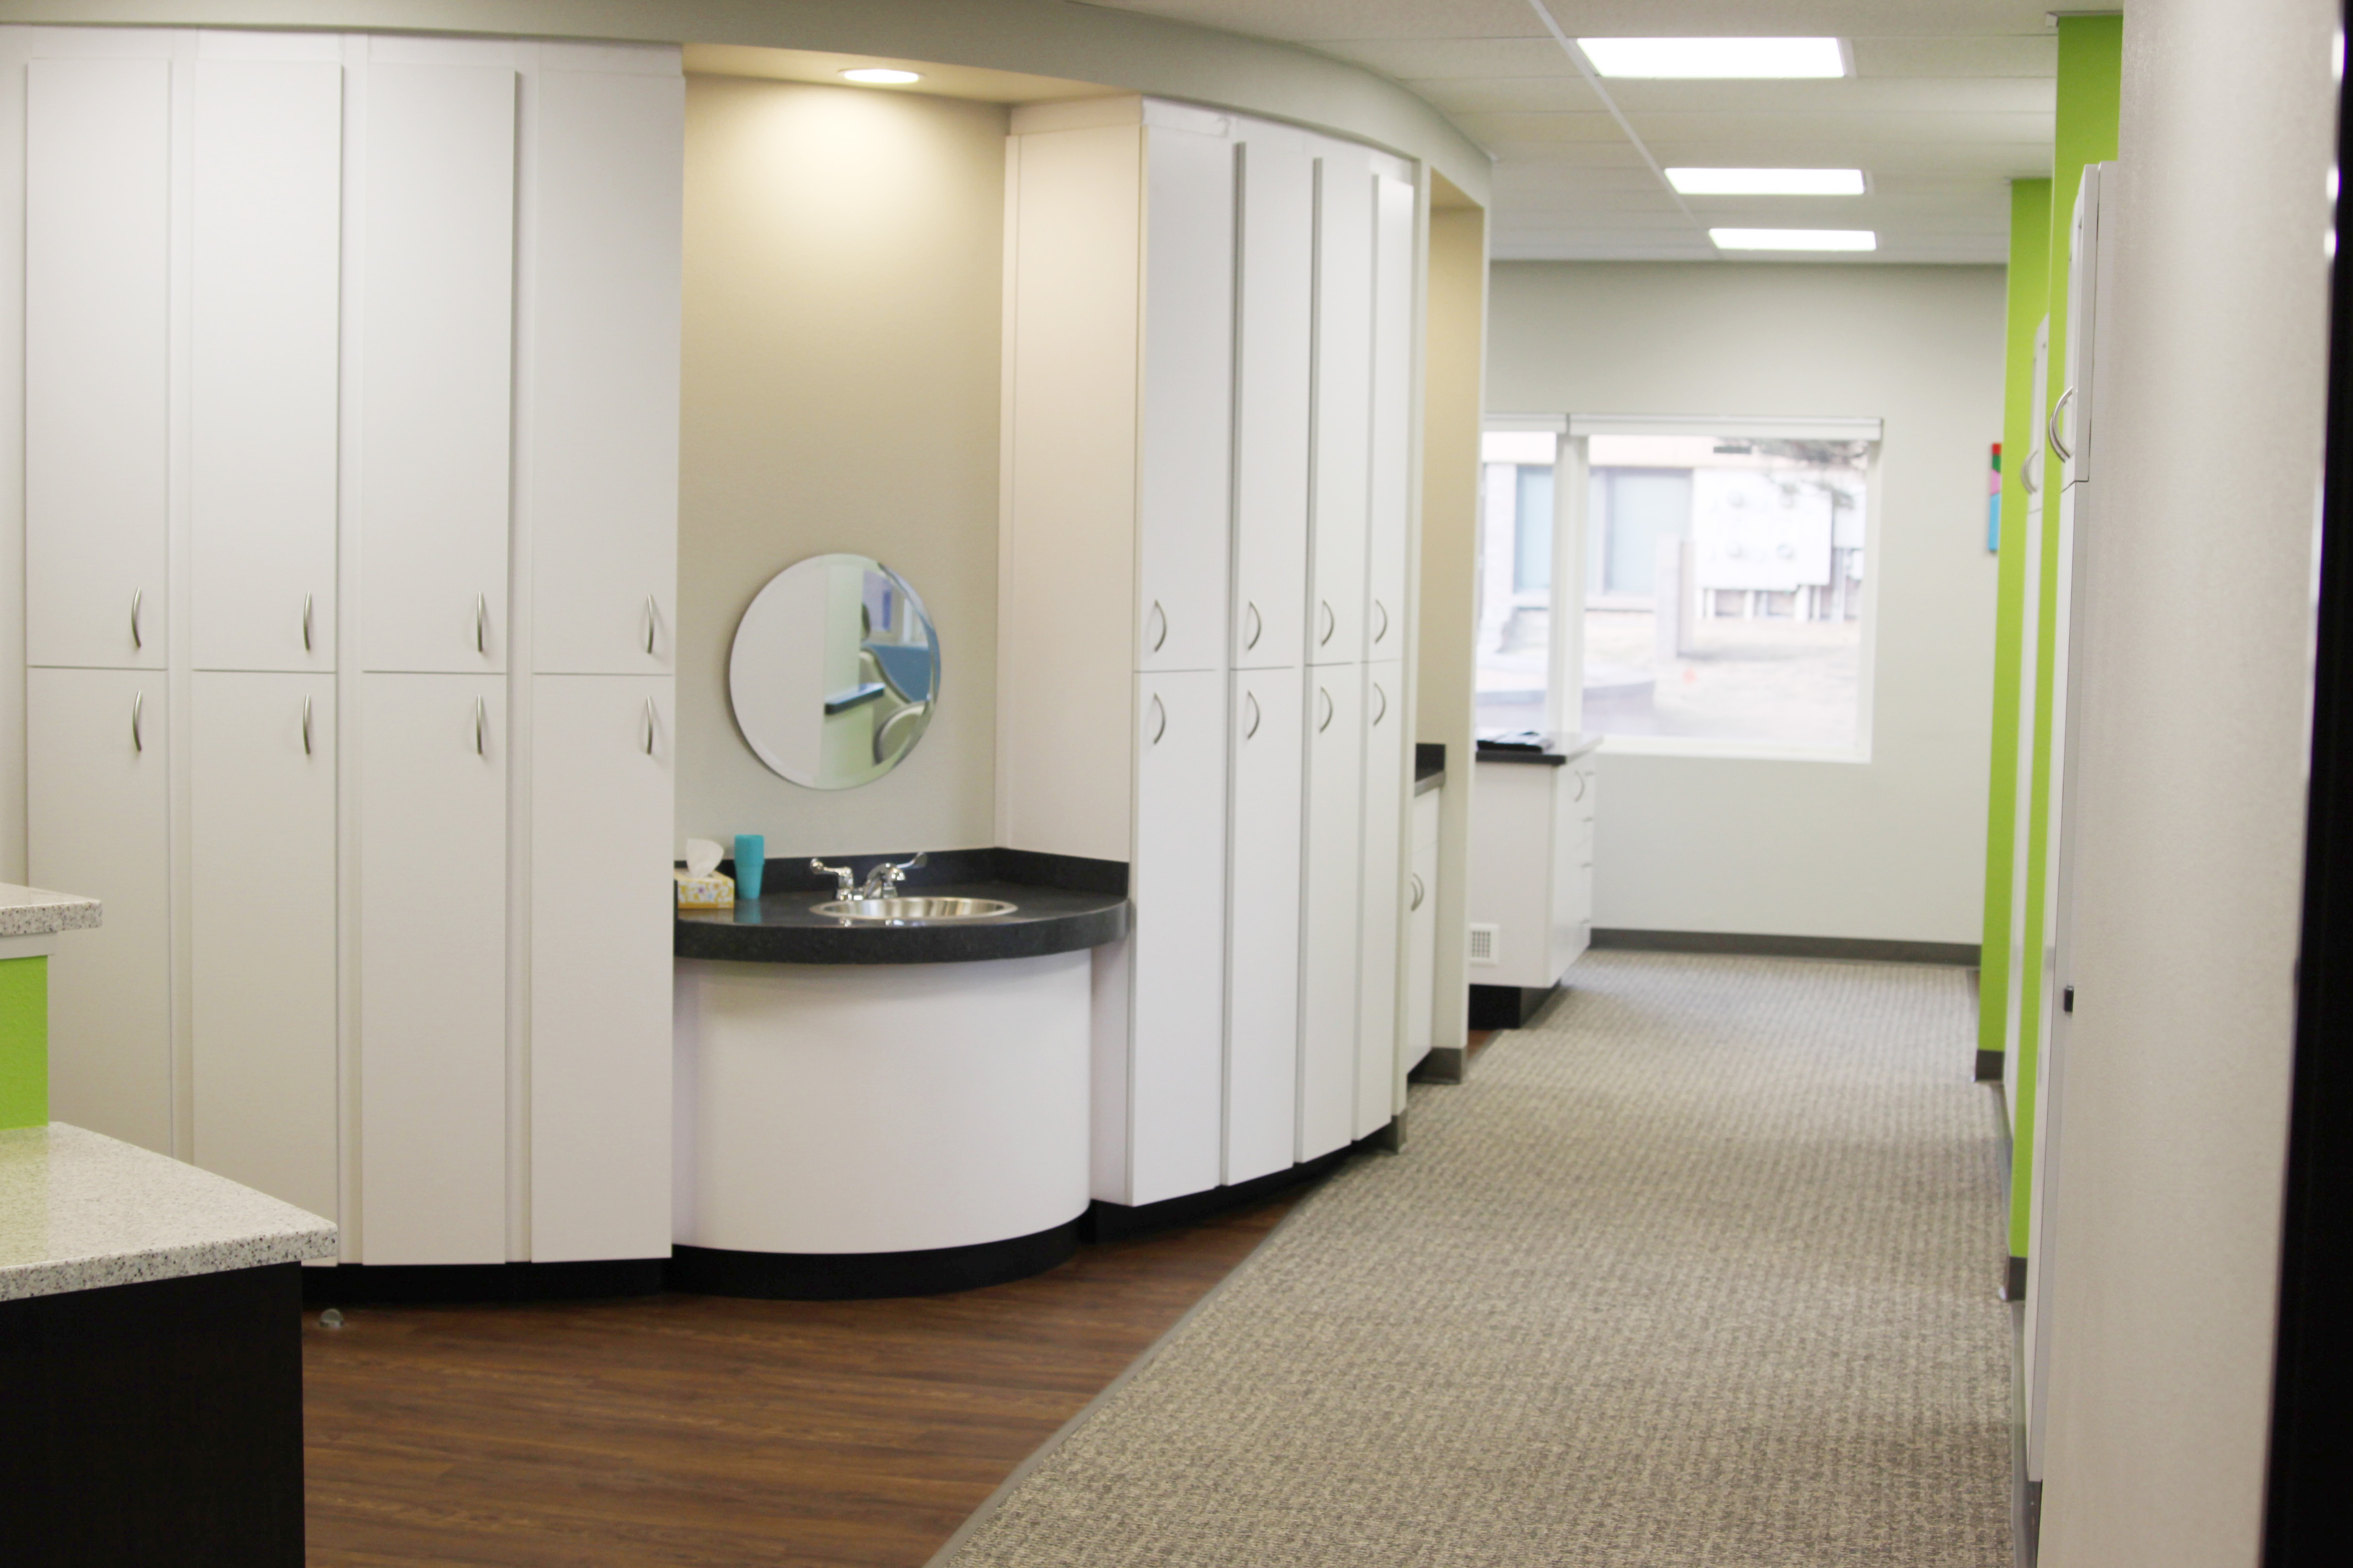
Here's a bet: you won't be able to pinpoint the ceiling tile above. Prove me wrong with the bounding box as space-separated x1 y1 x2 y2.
1851 34 2061 76
1628 110 2053 144
1401 75 1607 114
1308 37 1573 80
1601 77 2056 113
1455 111 1632 145
1075 0 1545 43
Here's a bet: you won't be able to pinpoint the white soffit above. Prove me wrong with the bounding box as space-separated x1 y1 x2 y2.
1085 1 2107 263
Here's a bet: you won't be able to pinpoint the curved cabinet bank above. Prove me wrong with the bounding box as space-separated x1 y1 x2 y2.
671 853 1128 1297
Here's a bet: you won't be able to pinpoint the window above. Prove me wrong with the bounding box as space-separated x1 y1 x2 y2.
1475 430 1561 736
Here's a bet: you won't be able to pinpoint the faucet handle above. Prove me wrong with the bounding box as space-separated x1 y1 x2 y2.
888 851 929 876
810 858 857 898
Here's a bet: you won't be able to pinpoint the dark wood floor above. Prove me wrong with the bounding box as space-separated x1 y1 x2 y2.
301 1194 1299 1568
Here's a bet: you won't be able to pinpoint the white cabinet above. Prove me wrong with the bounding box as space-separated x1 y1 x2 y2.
1224 669 1303 1184
359 59 516 674
1135 126 1235 674
24 55 169 671
27 669 171 1154
358 673 509 1265
1365 175 1416 660
1298 668 1363 1160
1122 670 1228 1204
526 66 683 675
1470 750 1597 991
190 673 338 1220
1307 140 1373 669
1559 759 1596 972
1354 664 1405 1139
530 675 676 1260
1406 787 1440 1073
1230 127 1313 672
190 59 341 673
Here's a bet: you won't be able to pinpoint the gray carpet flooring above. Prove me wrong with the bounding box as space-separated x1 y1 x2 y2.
941 952 2012 1567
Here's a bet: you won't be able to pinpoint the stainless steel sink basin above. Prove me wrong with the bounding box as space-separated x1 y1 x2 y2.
812 896 1018 922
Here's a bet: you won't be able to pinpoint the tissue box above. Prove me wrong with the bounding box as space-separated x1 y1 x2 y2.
675 870 734 910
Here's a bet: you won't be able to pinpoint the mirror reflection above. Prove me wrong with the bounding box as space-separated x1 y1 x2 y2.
729 553 940 790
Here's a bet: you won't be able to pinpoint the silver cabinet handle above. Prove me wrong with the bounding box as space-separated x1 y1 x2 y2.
1409 873 1425 911
302 696 313 757
1147 600 1168 653
645 595 658 656
131 588 143 651
1370 682 1388 725
643 697 657 755
475 696 487 757
131 692 143 753
1243 601 1262 650
1242 691 1261 739
1570 769 1588 802
1317 686 1333 732
1372 599 1389 643
1318 600 1335 646
2048 387 2075 464
302 592 314 652
2023 446 2040 496
476 592 488 654
1147 693 1167 745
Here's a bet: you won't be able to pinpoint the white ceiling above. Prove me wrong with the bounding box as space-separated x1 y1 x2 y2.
1084 2 2105 263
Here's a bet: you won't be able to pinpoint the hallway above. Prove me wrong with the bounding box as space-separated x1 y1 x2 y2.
945 953 2009 1566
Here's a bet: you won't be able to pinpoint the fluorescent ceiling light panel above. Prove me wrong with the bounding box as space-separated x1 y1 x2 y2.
1667 168 1865 196
840 67 921 84
1579 37 1847 79
1710 228 1877 251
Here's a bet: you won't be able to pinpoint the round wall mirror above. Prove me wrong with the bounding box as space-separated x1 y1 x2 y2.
729 554 940 790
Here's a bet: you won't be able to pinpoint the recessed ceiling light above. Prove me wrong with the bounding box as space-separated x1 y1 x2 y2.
1667 168 1865 196
840 67 922 85
1579 37 1847 79
1710 228 1877 251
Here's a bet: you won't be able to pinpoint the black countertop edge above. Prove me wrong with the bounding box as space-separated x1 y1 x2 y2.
677 879 1129 965
1474 731 1601 766
1414 769 1444 796
695 844 1127 897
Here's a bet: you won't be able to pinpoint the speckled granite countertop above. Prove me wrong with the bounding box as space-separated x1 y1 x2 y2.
0 883 101 939
0 1124 337 1303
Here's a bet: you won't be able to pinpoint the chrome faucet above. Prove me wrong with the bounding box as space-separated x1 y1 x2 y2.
856 851 928 900
810 858 858 899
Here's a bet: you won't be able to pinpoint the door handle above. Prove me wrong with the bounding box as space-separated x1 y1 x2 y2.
1371 682 1388 725
1147 600 1168 653
643 697 657 756
1570 770 1588 802
2048 387 2075 464
476 592 489 654
302 592 314 653
1147 693 1167 744
645 595 658 656
1243 601 1262 650
1317 687 1333 732
475 696 487 757
1409 873 1425 911
1318 600 1335 646
131 588 143 651
1372 599 1389 643
131 692 143 753
302 696 313 757
1243 691 1261 739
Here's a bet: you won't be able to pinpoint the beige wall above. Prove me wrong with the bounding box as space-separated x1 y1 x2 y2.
680 74 1005 857
1417 199 1486 1052
1487 260 2007 943
2038 0 2336 1562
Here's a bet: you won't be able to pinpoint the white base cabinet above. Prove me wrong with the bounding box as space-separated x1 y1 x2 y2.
1224 669 1303 1185
1299 668 1364 1161
1354 663 1405 1140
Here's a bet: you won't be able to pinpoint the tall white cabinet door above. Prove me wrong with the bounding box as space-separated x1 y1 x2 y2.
359 673 509 1264
359 61 516 674
532 675 675 1261
190 673 338 1221
190 60 342 673
1231 132 1313 672
1307 144 1374 668
1406 792 1440 1073
526 66 683 675
1354 665 1406 1138
1135 128 1235 675
1128 670 1228 1204
25 57 169 671
1225 669 1303 1184
1365 175 1416 661
1298 667 1364 1159
28 669 171 1153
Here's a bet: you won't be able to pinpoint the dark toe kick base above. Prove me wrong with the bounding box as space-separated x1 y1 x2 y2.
303 1258 668 1306
669 1220 1084 1300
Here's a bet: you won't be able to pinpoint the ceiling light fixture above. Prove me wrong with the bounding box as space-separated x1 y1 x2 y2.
1710 228 1877 251
839 67 922 84
1579 37 1847 79
1667 167 1865 196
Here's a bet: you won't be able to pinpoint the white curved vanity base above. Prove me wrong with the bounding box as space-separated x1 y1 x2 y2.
673 952 1092 1269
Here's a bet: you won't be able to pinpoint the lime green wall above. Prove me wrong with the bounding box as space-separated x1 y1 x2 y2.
1978 177 2051 1070
0 956 48 1130
2008 13 2122 1259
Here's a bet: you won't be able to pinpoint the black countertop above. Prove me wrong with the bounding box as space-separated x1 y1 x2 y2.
1415 741 1445 795
1474 731 1602 767
675 847 1129 965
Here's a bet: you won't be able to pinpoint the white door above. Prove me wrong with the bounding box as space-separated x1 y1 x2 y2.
1224 668 1303 1184
1231 129 1314 672
1307 142 1374 668
1298 666 1363 1159
1354 664 1405 1139
358 673 509 1265
190 673 338 1221
1135 127 1235 675
531 675 676 1261
27 669 171 1154
25 56 169 670
526 65 684 675
1406 790 1440 1073
359 59 516 674
1365 175 1416 661
190 59 341 674
1129 669 1228 1204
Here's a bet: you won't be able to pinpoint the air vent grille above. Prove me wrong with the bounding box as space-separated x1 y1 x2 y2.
1468 924 1500 965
